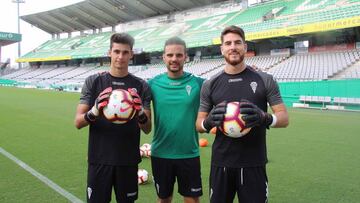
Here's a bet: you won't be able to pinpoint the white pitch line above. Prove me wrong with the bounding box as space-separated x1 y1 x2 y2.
0 147 83 203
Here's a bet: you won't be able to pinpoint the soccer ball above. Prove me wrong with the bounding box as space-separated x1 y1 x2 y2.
199 138 208 147
139 149 144 157
220 101 251 138
140 143 151 151
102 89 136 124
143 150 151 157
137 169 149 184
140 143 151 158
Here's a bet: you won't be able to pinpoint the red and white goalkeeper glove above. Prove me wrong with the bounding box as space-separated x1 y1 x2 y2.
84 87 112 123
128 88 148 124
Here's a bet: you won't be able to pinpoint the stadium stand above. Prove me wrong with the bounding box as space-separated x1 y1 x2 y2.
245 55 288 70
340 60 360 79
268 50 360 81
2 67 34 79
185 58 224 76
15 0 360 62
197 55 288 79
1 0 360 110
5 48 360 86
133 59 225 80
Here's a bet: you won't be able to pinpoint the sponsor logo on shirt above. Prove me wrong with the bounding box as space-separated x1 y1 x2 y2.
228 78 243 83
169 82 181 86
112 81 125 86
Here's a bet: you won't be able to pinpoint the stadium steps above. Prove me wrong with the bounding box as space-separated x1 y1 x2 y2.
333 60 360 79
68 66 104 79
24 67 63 80
14 67 57 80
3 67 35 79
33 66 82 84
199 64 225 79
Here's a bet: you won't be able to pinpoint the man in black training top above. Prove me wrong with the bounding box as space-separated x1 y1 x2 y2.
196 25 289 203
75 33 151 203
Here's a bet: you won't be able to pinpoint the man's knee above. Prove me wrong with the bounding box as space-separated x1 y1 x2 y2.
184 196 200 203
158 196 172 203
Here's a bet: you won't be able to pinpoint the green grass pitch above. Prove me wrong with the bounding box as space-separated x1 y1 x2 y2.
1 86 360 202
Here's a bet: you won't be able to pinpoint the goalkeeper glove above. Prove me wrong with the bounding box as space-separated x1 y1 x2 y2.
84 87 112 123
202 101 227 132
128 88 148 124
239 100 273 128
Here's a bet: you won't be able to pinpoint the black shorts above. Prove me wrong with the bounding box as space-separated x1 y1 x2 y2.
151 156 203 199
87 163 138 203
209 166 268 203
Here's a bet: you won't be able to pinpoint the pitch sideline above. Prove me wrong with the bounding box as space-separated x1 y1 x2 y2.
0 147 83 203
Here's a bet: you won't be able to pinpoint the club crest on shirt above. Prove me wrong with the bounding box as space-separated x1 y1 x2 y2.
186 85 192 96
250 81 257 93
129 87 138 93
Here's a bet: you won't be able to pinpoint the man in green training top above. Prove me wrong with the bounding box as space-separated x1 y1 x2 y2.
148 37 204 203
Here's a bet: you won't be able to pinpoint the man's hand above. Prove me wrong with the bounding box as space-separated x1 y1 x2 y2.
203 101 227 132
84 87 112 123
239 100 273 128
128 88 148 124
128 88 142 111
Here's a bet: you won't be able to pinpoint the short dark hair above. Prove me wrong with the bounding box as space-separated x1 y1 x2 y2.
163 37 187 53
110 33 134 50
221 25 245 43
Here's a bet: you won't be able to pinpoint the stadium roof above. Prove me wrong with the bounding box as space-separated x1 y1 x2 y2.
20 0 226 34
0 32 21 46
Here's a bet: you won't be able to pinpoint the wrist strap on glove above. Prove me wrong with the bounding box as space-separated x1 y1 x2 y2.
269 114 277 128
84 111 96 123
264 113 273 129
202 119 211 133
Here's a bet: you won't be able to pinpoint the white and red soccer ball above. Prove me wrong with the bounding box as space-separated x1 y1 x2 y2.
140 143 151 158
220 101 251 138
102 89 136 124
137 169 149 184
139 149 151 157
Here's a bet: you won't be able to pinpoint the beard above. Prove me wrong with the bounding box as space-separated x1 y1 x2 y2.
224 53 245 66
166 62 183 73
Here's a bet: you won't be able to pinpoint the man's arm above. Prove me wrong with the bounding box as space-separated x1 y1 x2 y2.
196 79 227 133
196 112 209 133
269 103 289 128
259 72 289 128
74 104 91 129
75 86 112 129
139 109 151 134
196 101 227 133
